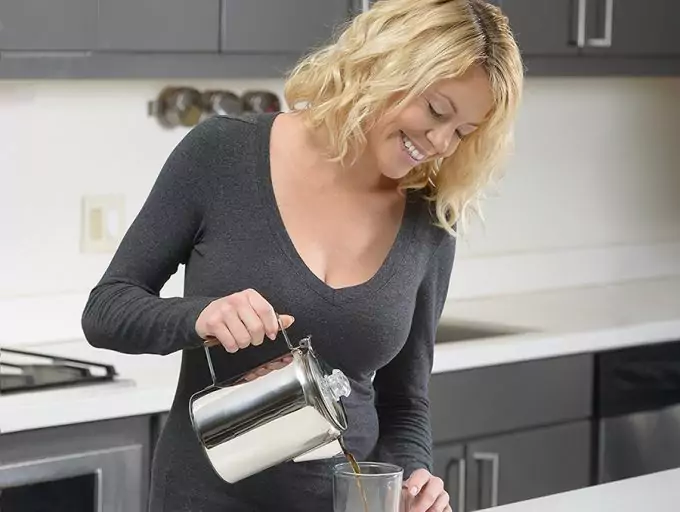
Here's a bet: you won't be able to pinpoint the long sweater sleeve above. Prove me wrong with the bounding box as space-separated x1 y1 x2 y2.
81 118 228 355
370 232 456 477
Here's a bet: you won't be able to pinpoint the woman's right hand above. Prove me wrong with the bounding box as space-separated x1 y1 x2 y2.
195 289 294 353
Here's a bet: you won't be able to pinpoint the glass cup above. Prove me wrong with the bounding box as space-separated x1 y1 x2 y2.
333 461 404 512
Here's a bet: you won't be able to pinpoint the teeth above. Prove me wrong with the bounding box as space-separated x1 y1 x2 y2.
401 133 424 162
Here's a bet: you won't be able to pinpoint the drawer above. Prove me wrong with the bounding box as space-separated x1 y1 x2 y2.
429 354 594 443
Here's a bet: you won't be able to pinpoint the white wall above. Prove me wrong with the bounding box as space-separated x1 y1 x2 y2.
448 77 680 297
1 76 679 343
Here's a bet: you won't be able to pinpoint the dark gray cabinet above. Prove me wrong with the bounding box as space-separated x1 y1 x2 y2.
0 417 151 512
500 0 579 56
582 0 680 57
434 421 591 511
433 443 467 512
429 354 594 511
498 0 680 75
97 0 221 52
466 422 591 510
2 0 679 79
0 0 97 51
221 0 351 53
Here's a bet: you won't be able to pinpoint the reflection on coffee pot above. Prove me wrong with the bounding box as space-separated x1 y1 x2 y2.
190 319 351 483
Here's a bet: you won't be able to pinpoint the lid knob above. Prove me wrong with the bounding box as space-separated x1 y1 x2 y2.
324 369 351 401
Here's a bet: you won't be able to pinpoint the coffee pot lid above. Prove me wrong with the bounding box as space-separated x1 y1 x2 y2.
297 336 350 432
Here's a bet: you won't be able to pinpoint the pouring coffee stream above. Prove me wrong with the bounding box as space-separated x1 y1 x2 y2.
339 437 370 512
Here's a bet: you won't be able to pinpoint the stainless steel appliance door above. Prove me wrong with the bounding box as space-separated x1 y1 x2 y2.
598 403 680 483
0 444 144 512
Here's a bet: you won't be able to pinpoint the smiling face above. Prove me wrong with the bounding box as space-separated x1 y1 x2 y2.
365 66 494 181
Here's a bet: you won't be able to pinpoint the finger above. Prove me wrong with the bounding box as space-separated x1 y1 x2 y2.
211 323 238 353
223 306 251 349
426 491 450 512
237 304 266 346
246 290 279 339
277 314 295 330
411 475 443 512
405 469 431 499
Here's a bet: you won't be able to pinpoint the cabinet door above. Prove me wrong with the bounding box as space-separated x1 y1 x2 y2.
0 0 97 51
433 443 467 512
582 0 680 56
98 0 220 52
221 0 351 53
499 0 579 56
466 421 591 510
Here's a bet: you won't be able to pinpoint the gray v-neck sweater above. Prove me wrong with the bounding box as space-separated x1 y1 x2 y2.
81 112 456 512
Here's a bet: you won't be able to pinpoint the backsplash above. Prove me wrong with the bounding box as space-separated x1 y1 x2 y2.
1 76 679 343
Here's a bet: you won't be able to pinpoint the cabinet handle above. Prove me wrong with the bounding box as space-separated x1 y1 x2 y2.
576 0 587 48
448 458 466 512
219 0 228 51
443 457 466 512
576 0 614 48
587 0 614 47
473 452 500 508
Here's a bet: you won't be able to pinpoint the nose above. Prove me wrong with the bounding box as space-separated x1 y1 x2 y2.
427 124 459 157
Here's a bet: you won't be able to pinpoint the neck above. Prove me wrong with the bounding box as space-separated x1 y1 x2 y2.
290 111 398 194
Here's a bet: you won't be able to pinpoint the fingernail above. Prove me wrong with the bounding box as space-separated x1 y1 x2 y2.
410 486 418 496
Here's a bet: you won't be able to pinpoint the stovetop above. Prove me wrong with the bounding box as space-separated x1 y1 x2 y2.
0 347 117 395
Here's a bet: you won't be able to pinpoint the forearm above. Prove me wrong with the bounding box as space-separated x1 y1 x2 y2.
82 278 215 355
372 396 433 477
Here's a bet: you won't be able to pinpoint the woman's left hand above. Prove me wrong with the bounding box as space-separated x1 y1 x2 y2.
402 469 452 512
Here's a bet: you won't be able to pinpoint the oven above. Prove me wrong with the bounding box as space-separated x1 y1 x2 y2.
0 346 149 512
0 443 145 512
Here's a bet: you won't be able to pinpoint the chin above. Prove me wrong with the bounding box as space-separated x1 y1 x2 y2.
380 169 406 181
379 159 413 181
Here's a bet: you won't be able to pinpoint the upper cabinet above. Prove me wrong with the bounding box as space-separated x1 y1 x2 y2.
0 0 679 79
580 0 680 57
499 0 680 75
499 0 579 56
97 0 220 52
221 0 351 53
0 0 97 51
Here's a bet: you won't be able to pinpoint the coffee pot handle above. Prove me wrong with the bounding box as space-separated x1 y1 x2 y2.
202 313 294 385
203 344 218 386
276 314 295 351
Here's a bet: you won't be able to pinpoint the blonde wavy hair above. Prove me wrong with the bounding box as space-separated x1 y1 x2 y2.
283 0 524 235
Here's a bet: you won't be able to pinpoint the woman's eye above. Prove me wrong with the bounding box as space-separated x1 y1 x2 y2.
428 102 443 119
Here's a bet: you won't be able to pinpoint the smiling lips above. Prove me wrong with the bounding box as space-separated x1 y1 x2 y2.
400 131 427 163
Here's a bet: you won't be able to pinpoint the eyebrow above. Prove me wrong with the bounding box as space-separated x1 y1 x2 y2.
438 92 480 128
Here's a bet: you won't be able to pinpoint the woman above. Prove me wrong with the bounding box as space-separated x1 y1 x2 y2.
81 0 523 510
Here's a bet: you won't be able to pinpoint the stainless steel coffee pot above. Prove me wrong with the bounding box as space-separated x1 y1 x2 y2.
189 319 351 483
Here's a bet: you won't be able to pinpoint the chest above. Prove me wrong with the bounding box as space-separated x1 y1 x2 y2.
270 171 406 291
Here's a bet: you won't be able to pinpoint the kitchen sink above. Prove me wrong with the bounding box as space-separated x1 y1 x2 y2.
435 320 532 344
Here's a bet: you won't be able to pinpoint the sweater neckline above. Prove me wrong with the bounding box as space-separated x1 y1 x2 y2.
254 112 419 306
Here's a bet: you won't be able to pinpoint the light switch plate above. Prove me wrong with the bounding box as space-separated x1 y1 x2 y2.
80 194 125 253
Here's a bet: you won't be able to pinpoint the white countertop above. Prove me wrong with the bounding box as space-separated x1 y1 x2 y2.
481 468 680 512
2 276 679 434
434 275 680 372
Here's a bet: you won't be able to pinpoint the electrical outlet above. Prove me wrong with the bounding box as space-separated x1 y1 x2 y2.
80 194 125 253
